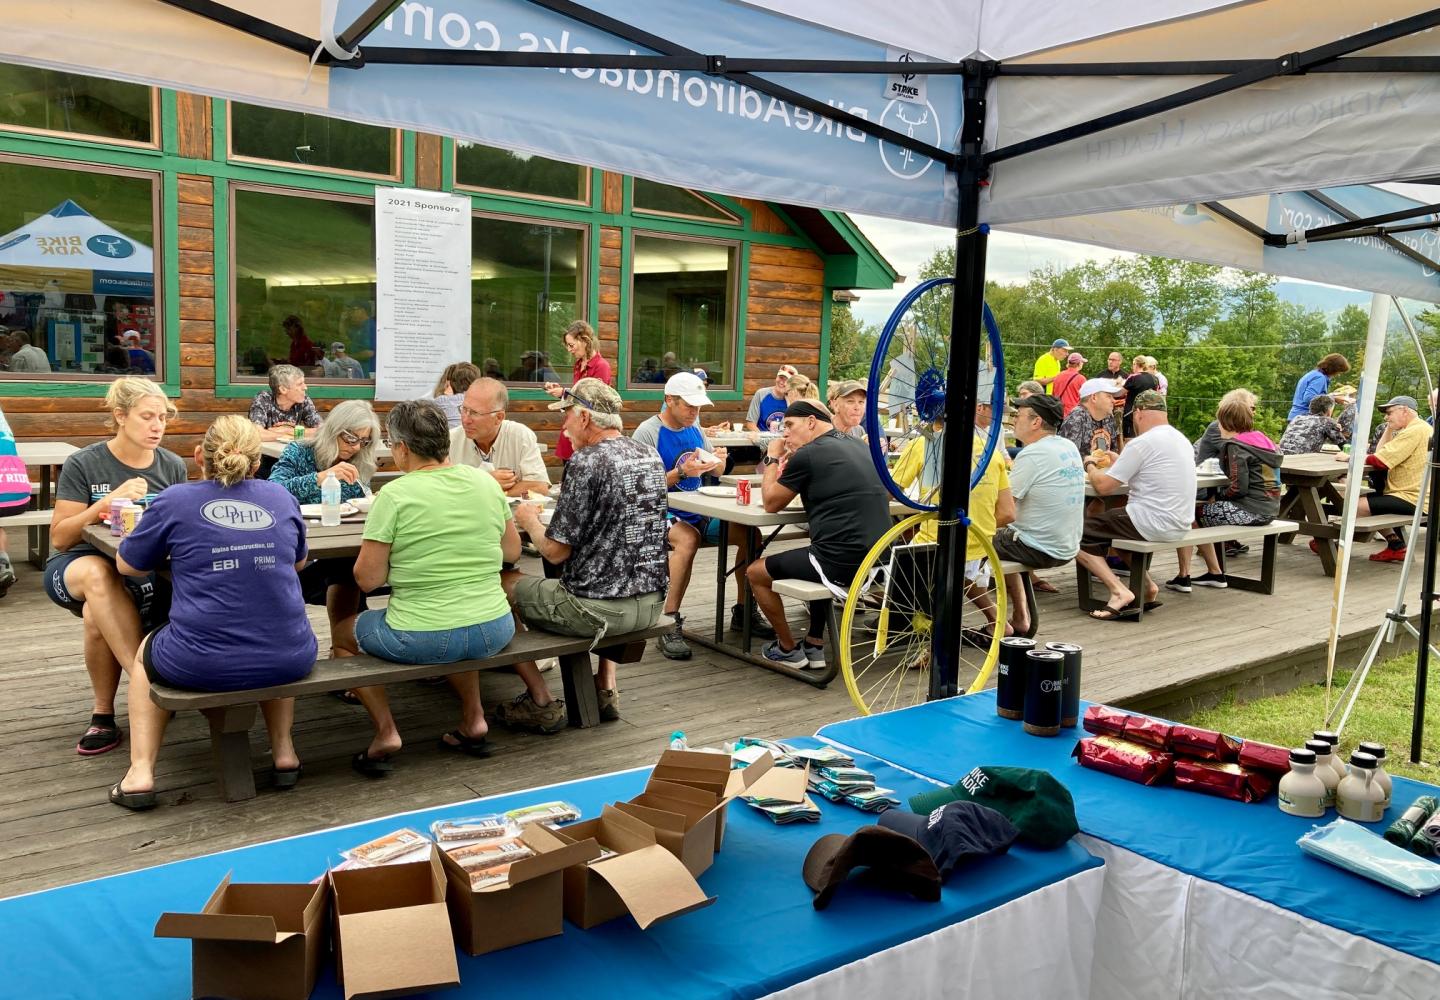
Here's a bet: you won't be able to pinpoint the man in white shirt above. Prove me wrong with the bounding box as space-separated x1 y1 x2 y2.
996 393 1084 635
5 331 50 373
1075 389 1196 620
449 377 551 497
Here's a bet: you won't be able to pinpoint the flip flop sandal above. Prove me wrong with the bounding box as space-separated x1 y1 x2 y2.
351 749 396 778
438 731 494 758
1089 602 1141 622
272 764 303 790
109 782 156 811
1143 600 1164 612
1031 578 1061 594
330 690 363 706
77 723 123 756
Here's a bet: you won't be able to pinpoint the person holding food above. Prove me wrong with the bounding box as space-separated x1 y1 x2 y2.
1059 378 1122 463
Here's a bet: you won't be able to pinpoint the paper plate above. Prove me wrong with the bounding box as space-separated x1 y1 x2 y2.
301 502 357 519
697 486 737 498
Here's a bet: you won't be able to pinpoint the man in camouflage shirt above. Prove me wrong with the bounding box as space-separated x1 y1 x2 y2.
1059 378 1122 459
502 378 669 731
1278 395 1347 455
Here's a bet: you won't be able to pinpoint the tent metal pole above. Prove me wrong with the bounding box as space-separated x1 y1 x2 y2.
1295 189 1440 285
334 0 407 53
931 68 990 700
1413 396 1440 762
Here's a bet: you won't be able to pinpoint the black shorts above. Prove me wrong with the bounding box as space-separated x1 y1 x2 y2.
298 557 371 608
991 525 1071 569
43 549 172 629
765 546 861 589
1079 508 1147 553
1368 494 1417 517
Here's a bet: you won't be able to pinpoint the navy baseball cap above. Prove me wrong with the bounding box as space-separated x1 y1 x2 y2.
878 801 1019 878
1052 338 1070 348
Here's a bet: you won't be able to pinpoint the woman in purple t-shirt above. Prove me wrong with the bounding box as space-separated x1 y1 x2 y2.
109 415 316 810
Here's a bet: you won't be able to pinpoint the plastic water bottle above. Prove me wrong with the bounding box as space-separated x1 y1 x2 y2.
669 731 688 751
320 472 342 526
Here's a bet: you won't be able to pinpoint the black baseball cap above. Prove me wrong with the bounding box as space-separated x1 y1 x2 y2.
908 766 1079 849
802 826 942 910
878 801 1019 878
1015 393 1063 428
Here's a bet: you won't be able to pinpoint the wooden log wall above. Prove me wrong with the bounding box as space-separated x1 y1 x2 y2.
4 99 831 471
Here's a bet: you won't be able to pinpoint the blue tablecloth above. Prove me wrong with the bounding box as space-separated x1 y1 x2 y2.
0 738 1099 1000
817 693 1440 964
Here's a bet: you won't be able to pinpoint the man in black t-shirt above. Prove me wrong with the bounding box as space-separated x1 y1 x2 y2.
747 401 891 668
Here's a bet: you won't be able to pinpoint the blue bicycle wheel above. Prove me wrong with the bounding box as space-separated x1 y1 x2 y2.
864 277 1006 511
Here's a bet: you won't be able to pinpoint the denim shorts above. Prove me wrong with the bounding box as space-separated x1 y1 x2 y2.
355 610 516 665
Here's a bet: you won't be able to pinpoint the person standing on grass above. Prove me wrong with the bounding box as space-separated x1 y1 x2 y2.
1167 390 1281 593
1032 339 1071 395
1288 353 1351 421
108 416 313 810
1347 395 1433 563
1051 352 1088 416
1075 390 1196 621
45 377 188 757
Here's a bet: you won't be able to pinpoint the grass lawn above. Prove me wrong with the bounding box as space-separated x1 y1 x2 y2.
1184 653 1440 783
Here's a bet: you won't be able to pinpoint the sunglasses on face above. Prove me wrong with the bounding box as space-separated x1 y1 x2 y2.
338 430 372 446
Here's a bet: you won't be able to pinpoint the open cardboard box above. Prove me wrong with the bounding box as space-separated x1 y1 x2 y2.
329 845 459 1000
441 823 601 956
155 875 328 1000
552 805 715 930
642 748 808 854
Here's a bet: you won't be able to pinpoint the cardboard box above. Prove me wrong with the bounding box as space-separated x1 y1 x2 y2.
155 875 328 1000
645 748 805 852
553 805 716 930
329 845 459 1000
441 823 601 956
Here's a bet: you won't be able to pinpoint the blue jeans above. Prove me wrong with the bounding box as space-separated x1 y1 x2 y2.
355 610 516 665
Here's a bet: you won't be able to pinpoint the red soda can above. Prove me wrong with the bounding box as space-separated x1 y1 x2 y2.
736 478 751 506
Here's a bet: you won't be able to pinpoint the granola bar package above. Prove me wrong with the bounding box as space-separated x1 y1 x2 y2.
1120 714 1174 750
1072 736 1174 786
1167 725 1242 763
1081 704 1130 738
1172 759 1275 803
1236 740 1292 780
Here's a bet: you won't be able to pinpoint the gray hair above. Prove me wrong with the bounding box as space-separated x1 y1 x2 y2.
267 364 305 396
1016 379 1044 398
589 409 623 431
386 399 451 462
311 399 380 483
1309 394 1334 416
471 376 509 410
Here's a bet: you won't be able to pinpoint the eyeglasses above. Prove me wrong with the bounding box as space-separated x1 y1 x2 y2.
460 407 504 420
338 430 372 446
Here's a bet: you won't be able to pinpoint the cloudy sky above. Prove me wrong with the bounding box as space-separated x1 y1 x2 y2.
846 216 1129 328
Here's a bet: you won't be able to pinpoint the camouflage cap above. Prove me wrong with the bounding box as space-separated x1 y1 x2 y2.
547 376 622 414
1132 388 1167 411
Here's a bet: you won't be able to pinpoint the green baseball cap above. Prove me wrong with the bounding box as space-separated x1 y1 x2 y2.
908 766 1078 849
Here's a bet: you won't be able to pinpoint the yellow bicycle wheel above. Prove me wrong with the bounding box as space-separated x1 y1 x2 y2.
838 512 1005 715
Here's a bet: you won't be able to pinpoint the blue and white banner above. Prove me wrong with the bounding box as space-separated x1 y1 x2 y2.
329 0 963 226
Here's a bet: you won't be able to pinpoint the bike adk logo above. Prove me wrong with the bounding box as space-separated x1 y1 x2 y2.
878 99 942 182
86 235 135 259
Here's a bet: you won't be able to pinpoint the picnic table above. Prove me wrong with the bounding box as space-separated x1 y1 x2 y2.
1085 468 1228 499
16 440 78 565
85 519 366 562
1277 452 1355 576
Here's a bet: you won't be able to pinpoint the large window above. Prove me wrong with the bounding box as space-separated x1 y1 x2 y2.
231 187 376 381
455 142 587 203
230 103 398 178
0 157 159 380
628 234 737 389
471 216 585 384
633 180 738 224
0 64 154 144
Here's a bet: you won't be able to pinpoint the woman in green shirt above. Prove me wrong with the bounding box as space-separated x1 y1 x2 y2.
334 399 521 774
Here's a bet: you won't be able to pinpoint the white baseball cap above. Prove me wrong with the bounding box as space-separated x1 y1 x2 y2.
1078 378 1121 400
664 371 712 406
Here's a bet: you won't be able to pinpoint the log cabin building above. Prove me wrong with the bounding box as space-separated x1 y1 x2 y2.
0 66 897 464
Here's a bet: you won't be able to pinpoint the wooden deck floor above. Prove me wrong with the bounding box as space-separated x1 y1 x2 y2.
1 533 1427 898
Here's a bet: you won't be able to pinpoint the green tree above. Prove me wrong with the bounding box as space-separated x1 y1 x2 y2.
827 303 879 382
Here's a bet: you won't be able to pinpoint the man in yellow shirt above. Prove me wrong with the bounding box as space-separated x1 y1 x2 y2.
1354 395 1433 562
1032 339 1071 395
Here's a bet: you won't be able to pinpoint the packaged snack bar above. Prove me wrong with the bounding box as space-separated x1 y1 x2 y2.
1167 725 1241 762
1072 736 1174 786
1172 759 1274 802
503 801 582 827
342 828 431 866
1121 714 1174 750
447 839 534 873
789 747 855 767
430 815 517 844
1081 704 1129 738
469 864 515 890
1236 739 1292 779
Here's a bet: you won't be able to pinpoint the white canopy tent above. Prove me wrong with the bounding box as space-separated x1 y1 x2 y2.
10 0 1440 731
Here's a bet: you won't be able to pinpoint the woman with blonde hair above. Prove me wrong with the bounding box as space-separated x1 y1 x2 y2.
785 373 821 404
46 377 188 756
109 415 314 808
270 399 381 671
544 320 613 469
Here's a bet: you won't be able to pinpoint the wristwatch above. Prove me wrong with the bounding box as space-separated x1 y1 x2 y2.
760 454 778 467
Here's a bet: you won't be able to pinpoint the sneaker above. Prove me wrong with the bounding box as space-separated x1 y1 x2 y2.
1309 539 1321 555
1106 555 1129 571
730 603 776 639
802 642 827 670
597 688 620 722
535 656 557 674
658 622 692 660
1370 547 1407 563
1192 572 1228 589
1224 541 1249 557
493 692 567 735
0 558 14 599
762 640 808 666
1164 575 1192 594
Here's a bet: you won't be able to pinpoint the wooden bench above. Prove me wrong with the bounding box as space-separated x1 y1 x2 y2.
1326 512 1418 541
149 618 673 802
996 559 1072 639
1077 519 1299 621
769 579 841 685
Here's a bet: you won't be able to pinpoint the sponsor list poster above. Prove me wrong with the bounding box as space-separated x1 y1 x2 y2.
374 187 472 401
